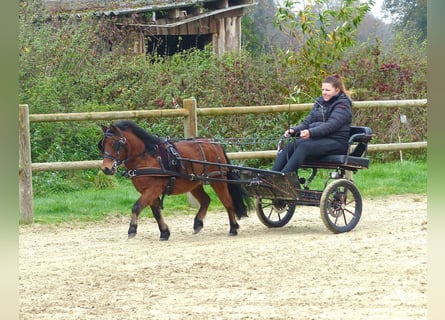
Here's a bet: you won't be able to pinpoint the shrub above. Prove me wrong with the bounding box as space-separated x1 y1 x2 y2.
19 1 426 194
93 170 119 190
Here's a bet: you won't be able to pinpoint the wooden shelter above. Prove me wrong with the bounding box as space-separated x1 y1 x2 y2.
44 0 257 56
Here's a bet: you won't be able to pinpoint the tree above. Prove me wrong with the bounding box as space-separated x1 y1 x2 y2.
274 0 374 97
243 0 298 53
357 14 393 48
382 0 427 42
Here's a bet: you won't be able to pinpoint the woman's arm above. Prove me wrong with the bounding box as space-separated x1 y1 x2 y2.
308 103 351 138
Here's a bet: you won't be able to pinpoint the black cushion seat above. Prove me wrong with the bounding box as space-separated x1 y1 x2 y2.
301 126 373 170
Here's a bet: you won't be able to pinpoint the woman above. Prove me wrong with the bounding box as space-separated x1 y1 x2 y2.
272 74 353 175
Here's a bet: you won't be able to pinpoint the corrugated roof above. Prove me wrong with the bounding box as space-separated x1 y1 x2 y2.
114 3 255 27
44 0 224 14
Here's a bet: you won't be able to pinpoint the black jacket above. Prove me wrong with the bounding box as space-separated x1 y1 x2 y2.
292 92 352 143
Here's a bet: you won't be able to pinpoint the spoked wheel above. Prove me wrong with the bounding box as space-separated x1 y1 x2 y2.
256 198 296 228
320 179 362 233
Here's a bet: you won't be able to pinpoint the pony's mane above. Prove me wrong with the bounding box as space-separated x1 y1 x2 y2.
114 120 163 149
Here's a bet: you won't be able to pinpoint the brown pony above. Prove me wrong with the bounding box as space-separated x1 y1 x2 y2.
98 120 250 240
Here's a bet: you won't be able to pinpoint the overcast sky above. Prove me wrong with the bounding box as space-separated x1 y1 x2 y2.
370 0 384 18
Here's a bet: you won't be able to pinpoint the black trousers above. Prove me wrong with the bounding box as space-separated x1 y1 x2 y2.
272 137 348 174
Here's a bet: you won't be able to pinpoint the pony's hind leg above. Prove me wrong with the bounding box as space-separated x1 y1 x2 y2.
190 185 211 234
209 182 240 236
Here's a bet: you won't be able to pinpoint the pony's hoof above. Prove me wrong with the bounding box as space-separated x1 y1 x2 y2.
193 219 204 234
160 229 170 241
128 223 138 236
193 226 203 234
128 233 137 239
229 224 239 236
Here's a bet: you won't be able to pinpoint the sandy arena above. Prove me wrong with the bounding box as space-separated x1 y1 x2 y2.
19 194 427 320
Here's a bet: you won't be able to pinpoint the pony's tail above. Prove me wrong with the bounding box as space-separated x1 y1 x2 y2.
227 170 251 220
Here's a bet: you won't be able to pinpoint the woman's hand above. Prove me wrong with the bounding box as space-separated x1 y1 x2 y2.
300 129 310 139
284 128 295 137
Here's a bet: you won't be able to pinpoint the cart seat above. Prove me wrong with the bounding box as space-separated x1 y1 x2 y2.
301 126 373 170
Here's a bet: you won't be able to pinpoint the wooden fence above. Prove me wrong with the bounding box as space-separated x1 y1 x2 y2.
19 99 428 223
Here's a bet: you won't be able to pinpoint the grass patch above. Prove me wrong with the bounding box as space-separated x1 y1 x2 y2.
31 160 426 224
353 160 427 197
33 178 207 224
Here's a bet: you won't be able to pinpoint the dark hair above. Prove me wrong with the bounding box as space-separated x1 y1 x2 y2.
323 74 350 97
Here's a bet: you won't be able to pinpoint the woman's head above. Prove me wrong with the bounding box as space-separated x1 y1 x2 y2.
321 74 349 101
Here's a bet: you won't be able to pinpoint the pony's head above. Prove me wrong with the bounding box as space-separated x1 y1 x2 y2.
98 121 164 175
98 124 128 175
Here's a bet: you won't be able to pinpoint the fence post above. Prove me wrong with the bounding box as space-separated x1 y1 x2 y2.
182 98 200 208
19 104 34 224
183 98 198 138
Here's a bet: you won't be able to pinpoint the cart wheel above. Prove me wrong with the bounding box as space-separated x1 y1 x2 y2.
256 198 296 228
320 179 362 233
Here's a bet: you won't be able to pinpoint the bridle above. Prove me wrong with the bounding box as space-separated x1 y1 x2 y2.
98 129 130 171
100 126 159 172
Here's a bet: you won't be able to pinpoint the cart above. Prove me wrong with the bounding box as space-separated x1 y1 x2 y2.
237 126 373 233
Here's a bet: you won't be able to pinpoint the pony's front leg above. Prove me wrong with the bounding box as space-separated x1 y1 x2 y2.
150 198 170 241
128 197 170 241
128 200 142 238
128 193 152 238
190 185 211 234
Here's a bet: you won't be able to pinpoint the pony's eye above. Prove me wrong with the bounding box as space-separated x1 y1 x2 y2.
112 139 121 151
97 140 103 151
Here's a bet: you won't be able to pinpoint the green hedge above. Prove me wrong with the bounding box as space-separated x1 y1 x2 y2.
19 2 427 194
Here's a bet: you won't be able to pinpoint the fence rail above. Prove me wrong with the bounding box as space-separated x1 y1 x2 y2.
19 99 428 223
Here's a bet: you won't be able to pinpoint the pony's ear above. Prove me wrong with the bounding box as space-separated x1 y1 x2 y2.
100 124 108 133
110 124 122 135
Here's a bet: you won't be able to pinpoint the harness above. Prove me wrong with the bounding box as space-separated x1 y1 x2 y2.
121 140 182 175
123 140 185 207
101 130 232 208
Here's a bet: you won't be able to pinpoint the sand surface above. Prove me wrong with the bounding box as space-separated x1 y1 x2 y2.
19 194 427 319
